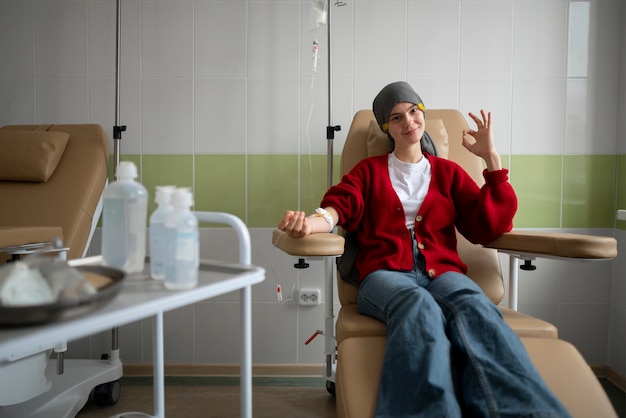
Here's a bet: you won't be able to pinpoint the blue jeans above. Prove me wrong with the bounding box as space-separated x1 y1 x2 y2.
358 268 572 418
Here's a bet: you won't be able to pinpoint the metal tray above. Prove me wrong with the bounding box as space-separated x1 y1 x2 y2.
0 265 125 327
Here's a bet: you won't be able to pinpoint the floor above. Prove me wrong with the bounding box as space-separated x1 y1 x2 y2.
76 376 624 418
77 376 337 418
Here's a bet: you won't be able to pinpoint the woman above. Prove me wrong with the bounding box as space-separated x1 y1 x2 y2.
278 81 570 418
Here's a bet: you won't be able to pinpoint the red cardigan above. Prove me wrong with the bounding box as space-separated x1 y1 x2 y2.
320 154 517 281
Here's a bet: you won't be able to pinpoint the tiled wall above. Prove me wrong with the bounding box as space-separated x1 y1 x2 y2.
0 0 624 376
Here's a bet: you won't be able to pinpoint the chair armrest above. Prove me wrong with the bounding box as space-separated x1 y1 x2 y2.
272 229 344 257
485 230 617 260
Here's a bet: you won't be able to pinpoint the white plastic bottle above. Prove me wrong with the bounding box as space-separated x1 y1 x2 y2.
163 188 199 290
101 161 148 274
149 185 175 280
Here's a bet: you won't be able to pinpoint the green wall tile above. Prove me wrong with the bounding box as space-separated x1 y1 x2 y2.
510 155 562 228
106 153 620 230
142 155 194 215
195 155 246 223
247 155 300 227
299 154 332 214
562 155 616 228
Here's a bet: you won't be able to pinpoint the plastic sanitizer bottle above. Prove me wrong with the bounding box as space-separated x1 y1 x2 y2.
163 188 199 290
101 161 148 274
149 185 175 279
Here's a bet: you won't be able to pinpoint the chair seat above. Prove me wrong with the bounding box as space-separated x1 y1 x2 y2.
336 304 558 344
500 306 558 338
336 336 617 418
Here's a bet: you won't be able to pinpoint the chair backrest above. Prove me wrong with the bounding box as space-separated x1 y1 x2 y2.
0 124 109 260
337 109 505 306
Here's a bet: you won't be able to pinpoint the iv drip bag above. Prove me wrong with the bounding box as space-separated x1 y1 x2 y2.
308 0 328 31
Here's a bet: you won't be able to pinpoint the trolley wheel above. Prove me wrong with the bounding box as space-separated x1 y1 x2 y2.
326 380 336 397
94 379 121 406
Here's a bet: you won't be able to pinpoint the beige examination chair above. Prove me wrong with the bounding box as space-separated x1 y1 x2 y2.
0 124 116 417
273 109 619 418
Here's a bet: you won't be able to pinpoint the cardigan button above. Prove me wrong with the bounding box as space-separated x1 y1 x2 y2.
415 215 423 222
417 242 425 250
428 269 436 278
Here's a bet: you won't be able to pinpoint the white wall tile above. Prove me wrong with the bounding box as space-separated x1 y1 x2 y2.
353 1 407 79
195 1 247 78
459 1 513 79
297 304 328 364
407 78 460 111
163 305 195 362
141 1 194 78
611 230 626 312
518 259 563 303
407 1 460 79
141 78 194 154
0 1 34 78
460 78 512 156
118 320 147 364
300 78 330 155
194 302 244 363
250 302 299 364
246 78 300 154
516 302 559 329
0 79 36 126
247 1 301 79
512 0 567 78
511 77 565 155
89 78 116 131
608 306 625 376
558 303 610 365
35 2 89 78
194 78 247 154
326 1 353 79
88 0 117 79
117 78 143 155
301 3 328 79
564 78 590 155
328 78 353 154
120 0 142 78
36 78 90 124
556 260 612 303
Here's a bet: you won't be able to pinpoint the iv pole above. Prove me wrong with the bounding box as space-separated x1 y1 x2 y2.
323 0 343 390
326 2 342 189
113 0 126 179
109 0 125 372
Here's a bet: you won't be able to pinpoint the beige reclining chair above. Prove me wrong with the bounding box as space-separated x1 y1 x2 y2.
0 123 112 411
0 123 109 262
273 109 618 418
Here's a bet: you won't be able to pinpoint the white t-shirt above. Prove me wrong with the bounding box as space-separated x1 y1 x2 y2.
388 152 432 229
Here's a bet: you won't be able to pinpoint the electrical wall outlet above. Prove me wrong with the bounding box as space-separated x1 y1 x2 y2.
298 288 321 306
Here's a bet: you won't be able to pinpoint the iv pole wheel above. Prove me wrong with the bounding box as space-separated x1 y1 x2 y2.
326 379 336 397
93 379 121 406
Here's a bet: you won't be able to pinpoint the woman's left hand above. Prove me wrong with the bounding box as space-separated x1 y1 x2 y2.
462 110 502 171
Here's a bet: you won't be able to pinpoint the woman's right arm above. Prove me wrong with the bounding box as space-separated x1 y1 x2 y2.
277 207 339 238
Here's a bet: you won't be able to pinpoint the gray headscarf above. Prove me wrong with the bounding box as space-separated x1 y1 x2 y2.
372 81 437 156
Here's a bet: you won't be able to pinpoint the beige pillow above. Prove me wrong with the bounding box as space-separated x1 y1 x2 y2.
0 131 69 182
366 118 449 159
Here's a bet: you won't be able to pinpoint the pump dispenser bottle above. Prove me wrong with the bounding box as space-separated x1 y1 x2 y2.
101 161 148 274
163 188 199 290
149 185 175 279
